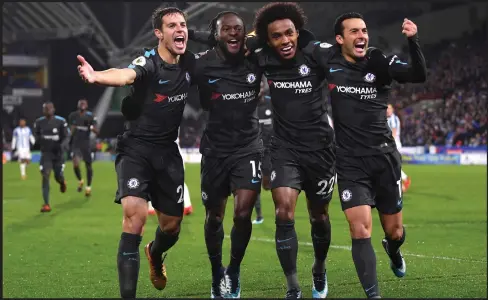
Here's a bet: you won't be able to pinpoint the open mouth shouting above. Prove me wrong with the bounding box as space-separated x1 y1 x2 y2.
226 38 241 53
174 35 186 50
353 39 367 56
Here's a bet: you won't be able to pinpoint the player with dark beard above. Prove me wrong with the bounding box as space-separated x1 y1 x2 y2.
68 99 98 197
34 102 70 212
323 13 426 298
194 11 263 298
77 7 196 298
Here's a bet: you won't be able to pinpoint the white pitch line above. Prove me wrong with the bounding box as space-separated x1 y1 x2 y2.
225 235 486 263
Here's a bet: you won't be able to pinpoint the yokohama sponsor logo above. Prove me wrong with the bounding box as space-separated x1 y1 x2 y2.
212 90 256 101
154 92 188 103
271 81 312 89
334 86 377 94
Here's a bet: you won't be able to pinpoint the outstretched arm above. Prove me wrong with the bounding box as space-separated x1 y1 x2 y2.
77 55 137 87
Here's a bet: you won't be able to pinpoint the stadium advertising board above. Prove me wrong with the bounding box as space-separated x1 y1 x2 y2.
402 154 461 165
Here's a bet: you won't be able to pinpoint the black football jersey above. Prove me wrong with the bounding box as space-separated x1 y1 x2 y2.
68 110 96 146
34 115 70 153
121 48 195 147
253 41 337 151
194 49 263 157
322 37 427 156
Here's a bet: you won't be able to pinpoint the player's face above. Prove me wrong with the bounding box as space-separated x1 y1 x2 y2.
19 119 26 127
336 18 369 61
267 19 299 60
387 104 393 117
156 13 188 55
78 100 88 111
216 14 245 55
43 103 54 117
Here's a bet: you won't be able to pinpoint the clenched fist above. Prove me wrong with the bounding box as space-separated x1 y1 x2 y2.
402 18 417 38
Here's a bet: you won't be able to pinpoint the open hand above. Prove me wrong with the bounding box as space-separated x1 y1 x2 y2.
77 55 96 83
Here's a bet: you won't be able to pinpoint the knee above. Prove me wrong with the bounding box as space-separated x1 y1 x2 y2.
85 162 93 171
348 221 371 239
275 203 294 222
310 214 329 230
386 224 404 241
159 217 182 235
206 213 223 230
233 209 252 226
122 196 148 235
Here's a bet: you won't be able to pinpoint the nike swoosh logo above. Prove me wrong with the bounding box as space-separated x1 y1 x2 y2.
208 78 221 84
159 80 170 84
251 179 260 183
365 285 376 292
395 60 408 65
122 252 138 256
276 237 293 243
329 68 343 73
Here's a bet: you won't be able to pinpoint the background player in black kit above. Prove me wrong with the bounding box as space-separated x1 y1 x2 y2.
77 7 195 298
68 99 98 197
323 13 426 298
252 3 339 298
193 11 263 298
253 77 273 225
34 102 69 213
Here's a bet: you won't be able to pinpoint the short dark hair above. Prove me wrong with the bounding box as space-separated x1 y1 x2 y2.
334 12 364 36
152 7 187 30
208 11 243 47
254 2 307 44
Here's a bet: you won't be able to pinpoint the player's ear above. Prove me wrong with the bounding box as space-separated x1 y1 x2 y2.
154 28 163 40
335 34 343 45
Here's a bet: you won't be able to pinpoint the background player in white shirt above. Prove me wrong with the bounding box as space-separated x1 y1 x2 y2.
11 118 36 180
387 104 411 192
147 135 193 216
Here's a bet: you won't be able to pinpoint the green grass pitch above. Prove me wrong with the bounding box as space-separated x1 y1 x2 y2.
2 161 487 298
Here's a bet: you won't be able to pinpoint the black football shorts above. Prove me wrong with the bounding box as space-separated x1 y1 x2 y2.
336 150 403 215
114 139 185 217
269 146 336 204
201 151 262 208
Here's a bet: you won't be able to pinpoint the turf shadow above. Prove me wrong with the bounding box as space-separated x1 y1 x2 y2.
5 196 89 233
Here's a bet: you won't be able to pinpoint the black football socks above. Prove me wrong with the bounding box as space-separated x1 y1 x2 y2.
150 226 179 268
311 216 332 274
117 232 142 299
204 218 225 281
42 176 50 205
276 219 300 291
227 216 252 275
86 162 93 186
352 237 380 298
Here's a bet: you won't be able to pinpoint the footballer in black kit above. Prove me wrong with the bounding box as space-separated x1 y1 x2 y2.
78 7 195 298
68 99 98 197
193 11 263 298
34 102 69 213
318 13 427 298
250 3 338 298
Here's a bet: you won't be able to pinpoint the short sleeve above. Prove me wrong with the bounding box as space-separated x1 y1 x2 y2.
302 41 336 69
127 49 157 84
